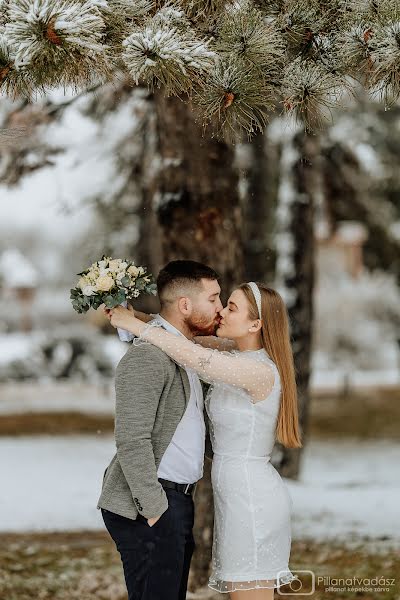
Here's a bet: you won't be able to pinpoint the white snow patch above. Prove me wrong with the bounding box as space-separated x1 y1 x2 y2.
0 333 35 366
0 435 113 531
0 248 38 287
0 436 399 545
287 439 400 544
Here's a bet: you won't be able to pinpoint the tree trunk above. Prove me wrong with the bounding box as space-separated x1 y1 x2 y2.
274 127 317 479
152 91 244 589
239 130 280 283
152 91 243 297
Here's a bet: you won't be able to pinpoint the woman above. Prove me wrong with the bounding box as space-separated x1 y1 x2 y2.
108 282 302 599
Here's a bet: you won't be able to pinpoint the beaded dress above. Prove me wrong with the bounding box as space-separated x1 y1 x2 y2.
205 349 294 592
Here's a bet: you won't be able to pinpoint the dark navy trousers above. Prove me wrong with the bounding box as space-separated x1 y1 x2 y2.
101 488 195 600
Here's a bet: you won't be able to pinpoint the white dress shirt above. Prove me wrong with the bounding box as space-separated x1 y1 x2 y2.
154 315 206 484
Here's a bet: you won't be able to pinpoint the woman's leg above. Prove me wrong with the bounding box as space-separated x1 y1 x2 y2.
229 586 275 600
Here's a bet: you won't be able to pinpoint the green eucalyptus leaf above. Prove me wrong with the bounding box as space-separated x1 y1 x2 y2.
135 279 146 291
121 276 131 287
104 295 116 308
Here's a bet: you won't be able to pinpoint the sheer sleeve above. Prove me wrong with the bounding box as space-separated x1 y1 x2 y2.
193 336 237 351
139 323 275 402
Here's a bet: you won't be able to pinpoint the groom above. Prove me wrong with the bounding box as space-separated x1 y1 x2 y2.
97 260 222 600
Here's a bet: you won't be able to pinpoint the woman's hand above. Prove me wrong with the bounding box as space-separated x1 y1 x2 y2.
104 305 137 331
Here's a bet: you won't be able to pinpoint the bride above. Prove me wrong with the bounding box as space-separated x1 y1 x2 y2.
107 281 302 599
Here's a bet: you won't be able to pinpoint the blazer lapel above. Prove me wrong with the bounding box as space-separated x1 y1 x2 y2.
179 366 191 407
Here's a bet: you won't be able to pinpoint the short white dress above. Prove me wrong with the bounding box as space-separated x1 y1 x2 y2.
206 349 295 593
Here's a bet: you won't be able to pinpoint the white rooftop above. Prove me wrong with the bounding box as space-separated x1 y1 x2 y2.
0 248 38 287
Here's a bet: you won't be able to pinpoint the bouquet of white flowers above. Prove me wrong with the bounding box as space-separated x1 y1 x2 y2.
70 256 157 314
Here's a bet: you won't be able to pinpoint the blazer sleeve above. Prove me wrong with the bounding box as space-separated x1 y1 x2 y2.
114 343 169 519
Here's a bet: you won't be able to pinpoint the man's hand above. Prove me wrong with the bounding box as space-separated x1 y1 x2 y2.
147 515 161 527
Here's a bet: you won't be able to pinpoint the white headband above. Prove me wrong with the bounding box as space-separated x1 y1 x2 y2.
247 281 262 319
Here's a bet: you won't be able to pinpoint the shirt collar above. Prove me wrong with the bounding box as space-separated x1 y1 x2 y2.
152 314 185 338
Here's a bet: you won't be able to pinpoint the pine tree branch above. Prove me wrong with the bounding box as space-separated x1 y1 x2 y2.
1 0 400 137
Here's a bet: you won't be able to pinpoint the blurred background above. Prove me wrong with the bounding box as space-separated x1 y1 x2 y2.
0 81 399 599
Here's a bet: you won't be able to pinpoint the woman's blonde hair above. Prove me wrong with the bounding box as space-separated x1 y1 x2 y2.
239 283 302 449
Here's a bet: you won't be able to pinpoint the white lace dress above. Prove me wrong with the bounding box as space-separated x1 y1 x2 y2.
134 323 295 593
206 349 294 593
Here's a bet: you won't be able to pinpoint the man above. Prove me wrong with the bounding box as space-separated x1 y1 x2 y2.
97 260 222 600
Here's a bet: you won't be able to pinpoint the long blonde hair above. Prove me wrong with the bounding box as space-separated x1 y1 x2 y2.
240 283 302 449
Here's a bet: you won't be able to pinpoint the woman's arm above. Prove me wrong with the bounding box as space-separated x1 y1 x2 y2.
109 307 274 402
193 336 237 351
133 309 154 324
102 305 154 324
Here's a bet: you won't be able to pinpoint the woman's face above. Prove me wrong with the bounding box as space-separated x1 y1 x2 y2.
216 288 256 339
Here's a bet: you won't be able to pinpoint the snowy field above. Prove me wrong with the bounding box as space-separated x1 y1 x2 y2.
1 435 399 546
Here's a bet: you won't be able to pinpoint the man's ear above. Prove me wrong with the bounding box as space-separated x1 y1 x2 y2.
178 296 192 316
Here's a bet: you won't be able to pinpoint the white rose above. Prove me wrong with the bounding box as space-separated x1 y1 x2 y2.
99 267 110 277
82 285 96 296
78 276 87 290
128 266 139 278
98 260 107 269
96 275 115 292
119 261 128 271
108 259 122 272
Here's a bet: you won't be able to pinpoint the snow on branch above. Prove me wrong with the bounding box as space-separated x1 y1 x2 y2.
1 0 400 137
3 0 111 90
122 17 215 95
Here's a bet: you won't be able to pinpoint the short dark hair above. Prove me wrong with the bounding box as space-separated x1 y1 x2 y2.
157 260 219 306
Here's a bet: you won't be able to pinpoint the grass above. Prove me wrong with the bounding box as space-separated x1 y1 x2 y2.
0 532 124 600
0 532 398 600
0 412 114 436
309 387 400 440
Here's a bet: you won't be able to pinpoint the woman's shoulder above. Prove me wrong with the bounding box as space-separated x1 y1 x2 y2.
245 349 281 391
233 348 276 364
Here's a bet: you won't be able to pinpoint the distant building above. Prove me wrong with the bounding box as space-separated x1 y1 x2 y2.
0 248 38 331
316 221 368 279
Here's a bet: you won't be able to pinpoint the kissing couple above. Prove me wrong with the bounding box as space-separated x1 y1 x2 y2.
97 260 302 600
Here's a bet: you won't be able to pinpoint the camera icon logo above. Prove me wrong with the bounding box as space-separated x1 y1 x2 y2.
277 570 316 595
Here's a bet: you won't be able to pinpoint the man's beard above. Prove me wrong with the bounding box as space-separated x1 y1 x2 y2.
185 311 220 336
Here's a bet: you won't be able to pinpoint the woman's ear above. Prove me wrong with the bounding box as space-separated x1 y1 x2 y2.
248 319 262 333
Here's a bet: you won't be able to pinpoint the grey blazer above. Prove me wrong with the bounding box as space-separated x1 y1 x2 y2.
97 342 192 520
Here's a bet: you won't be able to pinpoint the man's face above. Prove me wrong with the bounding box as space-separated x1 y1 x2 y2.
186 278 223 336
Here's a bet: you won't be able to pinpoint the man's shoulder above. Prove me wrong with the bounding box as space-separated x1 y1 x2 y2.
119 342 175 369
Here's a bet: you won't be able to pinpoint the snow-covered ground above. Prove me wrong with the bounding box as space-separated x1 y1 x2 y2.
1 436 399 546
288 439 400 543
